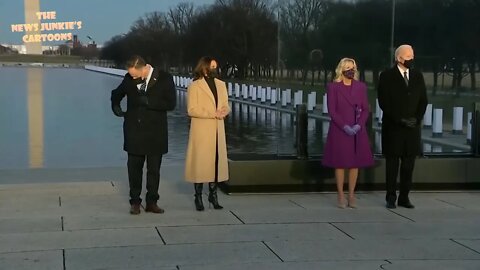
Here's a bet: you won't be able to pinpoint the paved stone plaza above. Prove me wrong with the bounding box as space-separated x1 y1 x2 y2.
1 164 479 269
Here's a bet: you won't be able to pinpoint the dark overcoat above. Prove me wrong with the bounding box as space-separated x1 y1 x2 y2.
377 66 428 156
111 68 176 155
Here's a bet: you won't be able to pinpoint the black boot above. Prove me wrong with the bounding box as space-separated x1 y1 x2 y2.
194 183 204 211
208 182 223 209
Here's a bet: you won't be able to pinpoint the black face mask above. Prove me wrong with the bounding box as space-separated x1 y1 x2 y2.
342 69 355 80
207 68 218 78
403 59 414 69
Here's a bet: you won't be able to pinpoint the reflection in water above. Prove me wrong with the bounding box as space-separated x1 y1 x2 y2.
322 121 329 139
308 118 316 131
375 132 382 153
27 68 44 168
424 143 432 153
0 67 468 169
225 101 327 156
373 132 457 155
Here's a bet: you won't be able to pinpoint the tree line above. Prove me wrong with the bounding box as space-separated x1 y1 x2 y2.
100 0 480 90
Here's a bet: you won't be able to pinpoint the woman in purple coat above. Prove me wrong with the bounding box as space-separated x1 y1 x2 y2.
322 58 374 208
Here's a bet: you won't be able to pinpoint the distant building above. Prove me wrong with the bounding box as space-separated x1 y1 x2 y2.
87 41 97 49
0 44 8 54
73 35 82 49
0 44 72 55
1 44 25 54
0 36 101 56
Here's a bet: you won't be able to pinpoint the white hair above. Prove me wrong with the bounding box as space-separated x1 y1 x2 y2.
395 44 413 60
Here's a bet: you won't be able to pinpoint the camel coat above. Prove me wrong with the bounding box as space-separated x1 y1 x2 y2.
185 78 230 183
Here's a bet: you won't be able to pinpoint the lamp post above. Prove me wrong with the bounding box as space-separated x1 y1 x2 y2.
389 0 396 66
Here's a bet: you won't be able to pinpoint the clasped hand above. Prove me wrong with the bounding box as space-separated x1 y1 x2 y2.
215 107 228 119
400 117 417 128
343 124 361 136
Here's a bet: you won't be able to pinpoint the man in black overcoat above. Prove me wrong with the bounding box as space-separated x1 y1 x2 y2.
111 55 176 214
377 44 428 209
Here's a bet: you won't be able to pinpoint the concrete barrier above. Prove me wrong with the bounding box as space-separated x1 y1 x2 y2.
322 94 328 115
261 87 266 103
452 107 463 134
235 83 240 98
432 108 443 138
424 104 433 128
286 89 292 104
467 112 472 144
271 89 277 105
307 92 316 111
84 65 126 76
281 90 287 107
228 82 233 96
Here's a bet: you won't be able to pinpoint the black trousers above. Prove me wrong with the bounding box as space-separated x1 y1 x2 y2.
385 155 416 203
127 153 162 205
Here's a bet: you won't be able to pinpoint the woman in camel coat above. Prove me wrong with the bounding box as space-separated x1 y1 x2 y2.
185 56 230 211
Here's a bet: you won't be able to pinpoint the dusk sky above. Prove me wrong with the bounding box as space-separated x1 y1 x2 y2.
0 0 215 45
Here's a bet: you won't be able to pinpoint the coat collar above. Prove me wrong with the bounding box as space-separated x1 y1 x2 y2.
391 65 410 88
213 78 224 96
146 67 159 89
197 78 216 107
337 80 358 107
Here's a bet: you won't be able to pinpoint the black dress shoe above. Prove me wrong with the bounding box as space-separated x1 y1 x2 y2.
398 201 415 209
386 201 396 209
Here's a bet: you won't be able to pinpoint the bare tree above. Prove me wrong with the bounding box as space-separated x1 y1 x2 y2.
168 3 196 72
129 12 176 69
280 0 328 85
168 2 195 35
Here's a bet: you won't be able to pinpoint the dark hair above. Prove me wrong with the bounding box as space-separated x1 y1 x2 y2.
125 55 146 69
193 56 216 80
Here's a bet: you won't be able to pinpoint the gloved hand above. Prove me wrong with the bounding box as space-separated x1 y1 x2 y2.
343 125 356 136
400 118 417 128
112 105 125 117
352 124 361 133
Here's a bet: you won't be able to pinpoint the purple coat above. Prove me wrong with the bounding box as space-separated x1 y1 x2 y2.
322 80 374 168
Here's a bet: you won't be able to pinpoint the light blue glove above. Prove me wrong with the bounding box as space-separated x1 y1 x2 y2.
352 124 361 133
343 125 356 136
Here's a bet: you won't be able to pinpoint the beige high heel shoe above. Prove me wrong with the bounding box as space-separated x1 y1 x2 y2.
337 194 346 209
348 195 357 208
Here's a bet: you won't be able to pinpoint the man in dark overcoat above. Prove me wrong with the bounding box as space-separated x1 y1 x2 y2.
377 44 428 209
111 55 176 214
